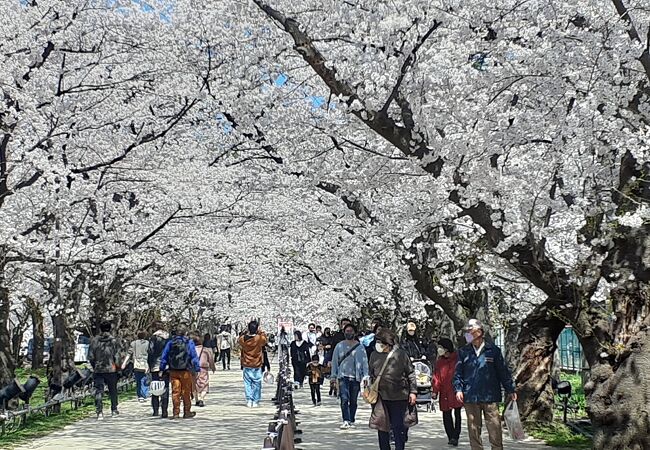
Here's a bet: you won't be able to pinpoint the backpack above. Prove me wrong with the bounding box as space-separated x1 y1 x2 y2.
168 338 189 370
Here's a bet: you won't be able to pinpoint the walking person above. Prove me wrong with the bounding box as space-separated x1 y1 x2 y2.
148 322 170 418
454 319 517 450
306 354 323 406
433 338 464 446
88 320 122 420
290 331 310 388
160 325 201 419
122 329 150 402
192 334 216 407
238 320 268 407
217 326 233 370
305 323 319 356
400 321 423 360
331 322 368 429
366 328 418 450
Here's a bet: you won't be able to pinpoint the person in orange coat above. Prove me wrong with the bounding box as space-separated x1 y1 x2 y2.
433 338 464 447
238 321 268 407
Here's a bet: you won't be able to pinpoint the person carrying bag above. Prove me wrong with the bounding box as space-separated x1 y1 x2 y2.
368 328 418 450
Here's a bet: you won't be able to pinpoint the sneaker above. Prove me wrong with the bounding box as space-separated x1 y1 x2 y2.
340 421 350 429
316 402 321 406
349 422 356 428
451 438 459 447
161 412 168 419
252 402 259 408
138 398 144 403
247 401 253 408
111 410 119 417
183 412 196 419
197 400 205 407
169 415 180 420
152 411 159 417
96 412 104 420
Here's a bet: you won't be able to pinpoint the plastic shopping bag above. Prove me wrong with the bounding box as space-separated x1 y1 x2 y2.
503 401 526 441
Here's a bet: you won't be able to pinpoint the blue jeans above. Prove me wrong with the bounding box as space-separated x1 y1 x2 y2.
339 378 360 423
134 371 149 399
378 400 408 450
243 367 263 403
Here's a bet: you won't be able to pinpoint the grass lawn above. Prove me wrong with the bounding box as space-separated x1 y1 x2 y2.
0 367 134 449
527 371 592 449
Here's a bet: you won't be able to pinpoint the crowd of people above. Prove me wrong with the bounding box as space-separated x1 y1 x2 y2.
87 316 516 450
284 317 516 450
88 321 233 420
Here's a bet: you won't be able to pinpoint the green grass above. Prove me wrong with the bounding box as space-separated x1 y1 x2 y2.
0 367 134 449
528 421 592 449
555 372 587 419
526 371 591 449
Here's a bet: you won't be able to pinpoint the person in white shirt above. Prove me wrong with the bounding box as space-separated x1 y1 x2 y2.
306 323 319 357
217 327 233 370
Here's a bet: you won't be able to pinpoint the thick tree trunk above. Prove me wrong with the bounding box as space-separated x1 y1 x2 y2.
582 328 650 450
0 251 15 387
11 325 24 365
514 300 566 423
28 299 44 370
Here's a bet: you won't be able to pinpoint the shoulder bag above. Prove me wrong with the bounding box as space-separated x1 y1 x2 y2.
364 349 395 405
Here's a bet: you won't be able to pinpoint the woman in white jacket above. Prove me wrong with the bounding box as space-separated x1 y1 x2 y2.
123 330 150 401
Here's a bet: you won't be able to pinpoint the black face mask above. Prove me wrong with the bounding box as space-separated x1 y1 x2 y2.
344 332 355 340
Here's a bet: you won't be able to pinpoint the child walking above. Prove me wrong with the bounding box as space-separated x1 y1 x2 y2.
307 354 323 406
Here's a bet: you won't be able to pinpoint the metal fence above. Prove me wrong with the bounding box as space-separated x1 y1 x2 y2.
493 325 585 373
557 326 584 372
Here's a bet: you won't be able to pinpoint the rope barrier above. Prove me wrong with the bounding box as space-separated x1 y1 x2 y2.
262 331 302 450
0 374 134 436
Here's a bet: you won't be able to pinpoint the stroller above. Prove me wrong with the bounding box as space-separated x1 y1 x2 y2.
413 359 435 412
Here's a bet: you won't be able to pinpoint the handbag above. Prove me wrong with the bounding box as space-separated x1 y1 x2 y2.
364 349 395 405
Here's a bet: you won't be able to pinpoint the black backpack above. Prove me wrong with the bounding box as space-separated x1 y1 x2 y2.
168 338 189 370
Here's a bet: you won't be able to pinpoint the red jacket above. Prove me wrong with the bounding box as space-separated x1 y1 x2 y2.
433 352 463 411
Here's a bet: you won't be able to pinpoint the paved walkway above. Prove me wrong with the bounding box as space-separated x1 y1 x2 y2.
16 361 550 450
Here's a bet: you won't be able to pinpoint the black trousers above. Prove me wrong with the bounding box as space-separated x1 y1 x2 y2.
151 372 169 416
443 406 463 441
293 363 306 385
93 372 118 414
378 400 408 450
220 348 231 369
309 384 321 404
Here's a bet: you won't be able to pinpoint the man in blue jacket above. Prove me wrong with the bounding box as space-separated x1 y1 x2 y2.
160 325 200 419
454 319 517 450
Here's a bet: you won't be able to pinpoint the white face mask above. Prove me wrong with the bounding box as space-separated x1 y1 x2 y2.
437 347 447 357
375 342 387 353
464 332 474 344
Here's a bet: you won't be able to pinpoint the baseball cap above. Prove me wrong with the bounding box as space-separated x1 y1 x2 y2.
464 318 484 331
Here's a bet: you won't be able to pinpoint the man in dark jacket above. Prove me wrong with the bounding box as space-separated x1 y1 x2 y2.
453 319 517 450
88 320 122 419
331 318 352 350
148 321 170 418
160 325 200 419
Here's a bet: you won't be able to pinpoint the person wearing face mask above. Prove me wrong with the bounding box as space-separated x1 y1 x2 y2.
331 323 368 429
400 321 423 360
453 319 517 450
290 330 311 388
433 338 464 446
367 328 418 450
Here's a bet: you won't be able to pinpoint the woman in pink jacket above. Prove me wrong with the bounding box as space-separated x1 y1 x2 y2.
432 338 464 447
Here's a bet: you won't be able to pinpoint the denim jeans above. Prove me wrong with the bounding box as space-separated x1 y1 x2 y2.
339 378 360 423
243 367 263 403
378 399 408 450
134 371 149 399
